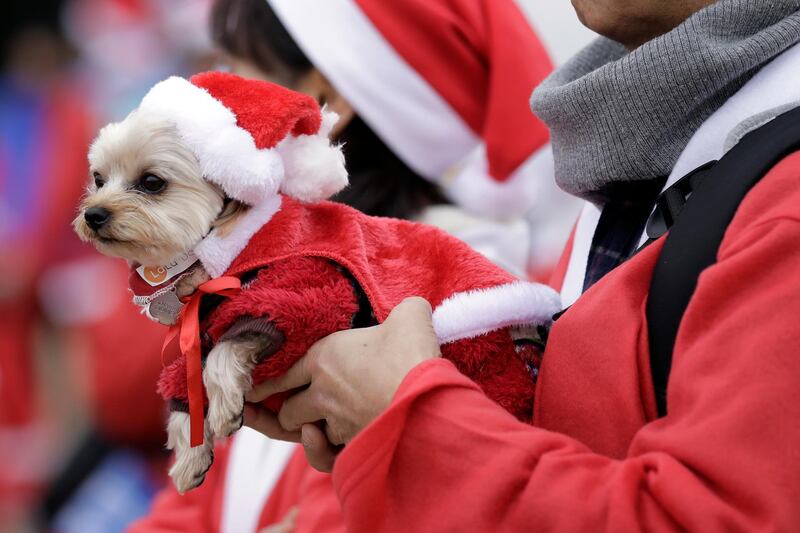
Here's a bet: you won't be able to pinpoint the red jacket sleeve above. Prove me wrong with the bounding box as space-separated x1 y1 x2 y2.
292 467 347 533
257 448 347 533
330 183 800 529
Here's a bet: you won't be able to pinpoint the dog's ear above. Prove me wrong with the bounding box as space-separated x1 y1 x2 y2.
212 199 249 237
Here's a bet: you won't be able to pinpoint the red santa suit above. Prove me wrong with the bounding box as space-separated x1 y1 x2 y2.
145 194 557 424
124 69 558 523
133 37 800 533
128 0 569 523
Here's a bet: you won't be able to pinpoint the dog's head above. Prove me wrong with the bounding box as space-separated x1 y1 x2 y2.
74 110 245 266
75 73 350 267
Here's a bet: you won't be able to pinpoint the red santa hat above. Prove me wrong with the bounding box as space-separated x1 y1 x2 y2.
267 0 554 217
138 71 348 206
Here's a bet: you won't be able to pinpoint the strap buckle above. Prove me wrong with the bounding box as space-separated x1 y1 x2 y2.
646 160 717 240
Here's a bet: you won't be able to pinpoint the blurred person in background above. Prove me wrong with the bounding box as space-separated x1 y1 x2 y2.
130 1 577 532
1 1 215 532
35 1 219 531
62 0 215 121
0 2 96 529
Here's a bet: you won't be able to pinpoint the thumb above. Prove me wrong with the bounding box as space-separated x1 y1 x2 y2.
385 297 436 337
301 424 338 473
243 404 302 443
384 297 440 357
386 296 433 323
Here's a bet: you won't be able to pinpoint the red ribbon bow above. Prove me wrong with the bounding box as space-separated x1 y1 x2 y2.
162 276 241 447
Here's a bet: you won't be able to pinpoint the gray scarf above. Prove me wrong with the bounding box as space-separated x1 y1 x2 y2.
530 0 800 201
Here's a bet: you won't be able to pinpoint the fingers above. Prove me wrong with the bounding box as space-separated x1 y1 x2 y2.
324 422 347 447
278 387 324 432
246 353 315 402
301 424 337 473
242 404 301 443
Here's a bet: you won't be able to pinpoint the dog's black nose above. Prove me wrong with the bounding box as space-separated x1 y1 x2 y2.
85 207 111 231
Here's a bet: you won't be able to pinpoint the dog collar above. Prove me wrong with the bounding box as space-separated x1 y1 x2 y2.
128 194 282 322
129 252 200 324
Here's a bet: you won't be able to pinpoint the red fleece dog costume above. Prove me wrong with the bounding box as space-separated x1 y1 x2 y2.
128 72 560 447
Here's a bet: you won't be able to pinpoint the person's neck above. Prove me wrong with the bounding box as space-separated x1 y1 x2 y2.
619 0 719 50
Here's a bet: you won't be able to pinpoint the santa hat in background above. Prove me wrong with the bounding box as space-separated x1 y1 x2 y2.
267 0 555 218
138 71 348 206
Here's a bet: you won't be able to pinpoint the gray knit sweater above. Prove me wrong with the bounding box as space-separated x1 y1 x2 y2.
530 0 800 201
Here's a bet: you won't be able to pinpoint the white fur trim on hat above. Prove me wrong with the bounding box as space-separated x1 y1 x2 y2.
432 281 561 344
270 0 479 183
139 76 284 206
277 111 348 202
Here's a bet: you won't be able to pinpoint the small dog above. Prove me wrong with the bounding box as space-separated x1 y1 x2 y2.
74 110 266 491
75 73 559 494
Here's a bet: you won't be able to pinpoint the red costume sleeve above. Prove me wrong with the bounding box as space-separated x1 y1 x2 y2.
290 466 347 533
208 256 358 387
158 256 358 406
329 157 800 531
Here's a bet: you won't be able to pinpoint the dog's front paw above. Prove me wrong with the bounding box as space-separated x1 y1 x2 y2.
165 410 215 494
169 444 214 494
208 391 245 437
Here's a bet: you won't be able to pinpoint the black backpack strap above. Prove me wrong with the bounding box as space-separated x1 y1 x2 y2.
646 106 800 417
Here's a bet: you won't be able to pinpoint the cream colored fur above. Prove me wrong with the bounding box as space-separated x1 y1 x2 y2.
166 411 215 494
74 109 227 266
204 336 268 438
75 110 263 493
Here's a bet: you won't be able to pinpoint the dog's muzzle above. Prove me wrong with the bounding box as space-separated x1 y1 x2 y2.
85 207 112 231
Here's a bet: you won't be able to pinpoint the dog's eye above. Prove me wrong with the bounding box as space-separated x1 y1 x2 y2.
93 172 104 188
138 174 166 194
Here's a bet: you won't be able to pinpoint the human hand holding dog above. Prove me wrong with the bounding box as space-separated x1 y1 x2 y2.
244 297 441 472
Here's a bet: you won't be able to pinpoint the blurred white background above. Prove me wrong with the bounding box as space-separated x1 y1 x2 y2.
517 0 597 64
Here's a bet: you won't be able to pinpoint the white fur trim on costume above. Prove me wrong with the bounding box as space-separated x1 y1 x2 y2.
139 77 284 206
194 194 283 278
432 281 561 344
277 111 348 202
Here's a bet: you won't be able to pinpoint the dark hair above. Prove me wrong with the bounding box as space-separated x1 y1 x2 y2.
333 116 449 218
211 0 312 82
210 0 448 219
3 1 66 67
